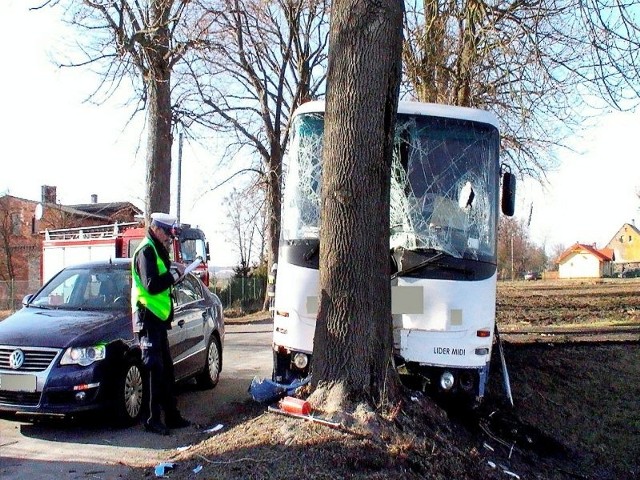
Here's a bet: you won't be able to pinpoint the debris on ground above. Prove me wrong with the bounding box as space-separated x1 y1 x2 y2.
248 376 310 403
154 462 175 477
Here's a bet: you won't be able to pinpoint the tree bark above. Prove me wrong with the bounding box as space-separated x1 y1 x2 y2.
263 147 283 311
145 75 173 220
312 0 404 409
144 0 174 221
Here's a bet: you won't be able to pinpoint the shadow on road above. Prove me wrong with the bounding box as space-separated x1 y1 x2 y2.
2 377 262 449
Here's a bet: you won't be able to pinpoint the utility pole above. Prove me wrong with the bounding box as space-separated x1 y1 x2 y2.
511 234 514 280
176 130 183 223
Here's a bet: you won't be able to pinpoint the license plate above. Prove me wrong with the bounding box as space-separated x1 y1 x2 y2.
0 373 37 392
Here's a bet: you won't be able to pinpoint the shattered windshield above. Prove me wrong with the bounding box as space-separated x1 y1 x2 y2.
281 111 499 261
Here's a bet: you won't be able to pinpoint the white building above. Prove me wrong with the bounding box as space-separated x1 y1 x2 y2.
556 243 614 279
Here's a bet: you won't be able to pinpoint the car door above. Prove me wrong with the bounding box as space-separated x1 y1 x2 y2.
171 275 207 380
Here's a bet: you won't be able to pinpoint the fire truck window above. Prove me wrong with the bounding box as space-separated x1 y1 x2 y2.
181 240 198 262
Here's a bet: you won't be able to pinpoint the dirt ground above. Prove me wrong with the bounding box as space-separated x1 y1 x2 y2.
8 279 640 480
119 279 640 480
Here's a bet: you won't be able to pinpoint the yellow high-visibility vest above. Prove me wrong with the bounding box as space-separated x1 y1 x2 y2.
131 237 171 321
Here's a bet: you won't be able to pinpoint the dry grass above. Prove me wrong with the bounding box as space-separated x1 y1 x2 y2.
123 278 640 480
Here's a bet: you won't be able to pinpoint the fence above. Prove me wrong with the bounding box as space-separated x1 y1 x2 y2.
0 277 267 315
212 276 267 311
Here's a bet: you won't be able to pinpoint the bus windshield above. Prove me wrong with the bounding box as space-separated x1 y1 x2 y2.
281 111 500 262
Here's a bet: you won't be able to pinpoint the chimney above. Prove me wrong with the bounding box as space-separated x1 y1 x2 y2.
91 194 98 204
41 185 57 204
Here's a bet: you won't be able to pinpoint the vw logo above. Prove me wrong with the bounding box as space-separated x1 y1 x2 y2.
9 349 25 370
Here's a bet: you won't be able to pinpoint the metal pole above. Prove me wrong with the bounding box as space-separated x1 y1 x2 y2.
511 235 514 280
176 131 183 223
495 324 514 407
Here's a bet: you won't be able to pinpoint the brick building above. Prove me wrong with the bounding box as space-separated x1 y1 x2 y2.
0 186 141 304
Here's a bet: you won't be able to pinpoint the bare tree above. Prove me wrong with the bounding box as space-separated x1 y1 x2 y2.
310 0 404 412
0 197 17 283
546 242 567 271
404 0 640 182
37 0 215 220
182 0 329 306
497 216 546 280
222 184 266 276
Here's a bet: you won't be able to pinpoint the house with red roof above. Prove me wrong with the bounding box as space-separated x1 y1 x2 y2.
556 243 615 279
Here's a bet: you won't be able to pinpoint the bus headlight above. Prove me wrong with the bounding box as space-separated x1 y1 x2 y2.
440 371 455 390
292 352 309 370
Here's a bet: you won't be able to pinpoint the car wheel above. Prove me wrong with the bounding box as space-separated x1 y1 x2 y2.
114 361 144 424
196 335 221 389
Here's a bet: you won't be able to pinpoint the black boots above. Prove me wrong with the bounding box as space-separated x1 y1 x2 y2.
144 418 169 435
144 411 191 434
165 412 191 429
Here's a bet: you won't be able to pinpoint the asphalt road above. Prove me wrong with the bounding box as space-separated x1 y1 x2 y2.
0 319 273 480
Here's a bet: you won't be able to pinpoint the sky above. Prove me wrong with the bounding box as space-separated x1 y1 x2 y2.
520 112 640 251
0 2 239 267
1 2 639 266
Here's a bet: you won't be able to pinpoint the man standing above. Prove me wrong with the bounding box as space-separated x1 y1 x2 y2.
131 212 191 435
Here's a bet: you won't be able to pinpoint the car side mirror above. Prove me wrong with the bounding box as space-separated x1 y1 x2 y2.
501 172 516 216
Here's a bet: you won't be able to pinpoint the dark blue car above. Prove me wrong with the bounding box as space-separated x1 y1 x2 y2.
0 258 224 423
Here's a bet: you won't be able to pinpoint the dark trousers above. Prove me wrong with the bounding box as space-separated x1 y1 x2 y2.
140 324 178 423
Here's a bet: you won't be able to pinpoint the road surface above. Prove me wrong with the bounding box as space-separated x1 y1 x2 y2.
0 319 273 479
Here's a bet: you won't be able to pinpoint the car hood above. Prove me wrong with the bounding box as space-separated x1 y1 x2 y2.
0 307 133 349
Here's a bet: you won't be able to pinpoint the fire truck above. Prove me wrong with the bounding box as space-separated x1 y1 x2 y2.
41 221 211 286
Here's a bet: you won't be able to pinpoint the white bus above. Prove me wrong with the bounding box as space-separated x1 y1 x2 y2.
272 100 515 402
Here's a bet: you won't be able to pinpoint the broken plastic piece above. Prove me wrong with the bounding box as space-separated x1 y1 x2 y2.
203 424 224 433
154 462 175 477
503 470 520 479
249 375 311 403
193 465 203 474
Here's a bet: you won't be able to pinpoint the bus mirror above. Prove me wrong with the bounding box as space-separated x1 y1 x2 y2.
501 172 516 216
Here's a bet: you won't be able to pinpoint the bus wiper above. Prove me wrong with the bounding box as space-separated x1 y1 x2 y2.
431 262 473 275
391 252 444 279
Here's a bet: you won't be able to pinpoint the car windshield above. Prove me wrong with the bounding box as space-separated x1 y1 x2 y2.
29 266 131 311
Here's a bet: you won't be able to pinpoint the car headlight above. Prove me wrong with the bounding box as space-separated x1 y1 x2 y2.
60 345 106 366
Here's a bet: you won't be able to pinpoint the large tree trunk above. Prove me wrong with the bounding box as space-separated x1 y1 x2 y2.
145 76 173 220
311 0 404 412
263 147 283 311
144 0 173 221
